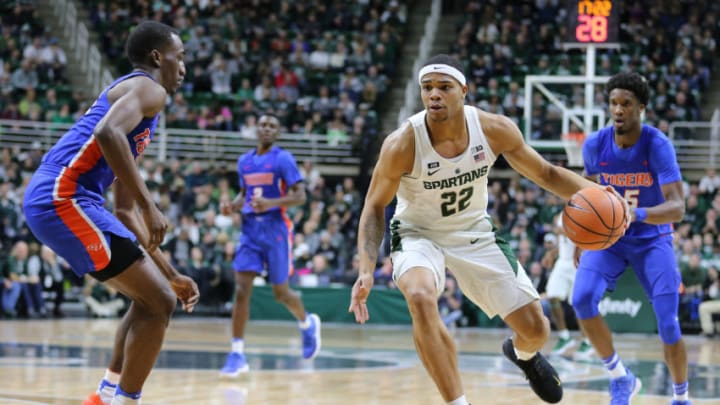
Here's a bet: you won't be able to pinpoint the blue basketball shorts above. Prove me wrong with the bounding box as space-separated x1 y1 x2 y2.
23 170 136 278
233 212 294 285
572 234 680 319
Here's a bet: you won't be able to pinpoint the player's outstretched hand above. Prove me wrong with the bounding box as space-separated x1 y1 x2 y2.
349 273 374 324
170 275 200 313
604 186 631 231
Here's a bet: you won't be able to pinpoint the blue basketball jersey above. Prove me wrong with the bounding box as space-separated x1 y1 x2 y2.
38 71 159 201
582 124 681 240
236 146 303 215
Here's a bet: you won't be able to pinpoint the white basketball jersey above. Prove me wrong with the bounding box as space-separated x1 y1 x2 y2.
393 106 496 231
556 215 575 261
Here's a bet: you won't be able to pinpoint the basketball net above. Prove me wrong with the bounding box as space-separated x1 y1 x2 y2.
561 132 585 168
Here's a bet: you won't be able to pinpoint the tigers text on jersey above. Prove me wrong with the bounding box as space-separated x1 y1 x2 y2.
582 124 681 240
236 145 303 216
393 106 496 231
37 71 159 200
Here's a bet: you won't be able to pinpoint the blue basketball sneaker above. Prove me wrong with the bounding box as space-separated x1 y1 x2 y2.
219 352 249 377
301 313 322 359
609 370 642 405
670 401 692 405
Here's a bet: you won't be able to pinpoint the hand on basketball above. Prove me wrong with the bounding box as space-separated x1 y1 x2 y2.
349 273 374 324
604 186 631 231
170 275 200 313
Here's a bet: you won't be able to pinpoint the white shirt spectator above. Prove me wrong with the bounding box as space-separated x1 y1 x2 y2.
699 169 720 195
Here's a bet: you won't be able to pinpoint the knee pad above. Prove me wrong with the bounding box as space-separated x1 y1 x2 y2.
654 293 682 344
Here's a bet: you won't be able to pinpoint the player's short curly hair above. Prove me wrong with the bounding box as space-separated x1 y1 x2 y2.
423 54 464 73
125 21 176 68
606 72 649 105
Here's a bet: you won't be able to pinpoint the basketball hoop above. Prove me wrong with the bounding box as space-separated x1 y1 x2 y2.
562 132 585 168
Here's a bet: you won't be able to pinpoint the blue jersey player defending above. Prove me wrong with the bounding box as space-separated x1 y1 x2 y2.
23 21 199 405
572 72 690 405
219 114 321 377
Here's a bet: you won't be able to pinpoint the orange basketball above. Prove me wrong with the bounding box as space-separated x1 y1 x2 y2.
562 187 627 250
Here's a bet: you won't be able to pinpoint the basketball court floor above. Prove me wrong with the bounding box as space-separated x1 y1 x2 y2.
1 317 719 404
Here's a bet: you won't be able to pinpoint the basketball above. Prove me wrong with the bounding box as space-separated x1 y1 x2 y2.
562 187 627 250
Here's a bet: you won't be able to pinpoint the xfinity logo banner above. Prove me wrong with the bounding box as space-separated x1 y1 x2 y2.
598 297 642 318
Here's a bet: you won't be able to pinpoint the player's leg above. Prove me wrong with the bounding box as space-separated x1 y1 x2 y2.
445 232 561 403
546 261 575 355
631 237 689 403
392 236 468 404
218 270 255 377
267 219 321 359
102 240 177 404
572 246 641 403
397 265 465 403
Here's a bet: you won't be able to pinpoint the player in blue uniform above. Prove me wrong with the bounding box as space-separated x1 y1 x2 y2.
572 72 690 405
219 114 321 377
22 21 198 405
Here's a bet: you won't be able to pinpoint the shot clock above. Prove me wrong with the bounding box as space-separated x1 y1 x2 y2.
565 0 619 45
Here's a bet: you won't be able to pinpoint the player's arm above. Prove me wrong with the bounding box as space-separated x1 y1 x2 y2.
358 127 412 278
350 125 413 323
95 78 165 212
633 180 684 224
250 182 306 212
480 110 599 200
634 138 685 224
113 179 199 311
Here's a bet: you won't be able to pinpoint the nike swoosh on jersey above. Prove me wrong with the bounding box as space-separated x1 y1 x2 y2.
427 169 440 176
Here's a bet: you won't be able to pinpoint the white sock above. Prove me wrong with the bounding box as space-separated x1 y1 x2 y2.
232 338 244 354
514 347 536 361
298 313 311 329
603 352 627 378
104 369 120 384
112 386 141 405
448 395 469 405
558 329 570 340
98 369 120 403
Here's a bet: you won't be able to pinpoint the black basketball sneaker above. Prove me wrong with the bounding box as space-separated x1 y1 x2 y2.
502 338 563 403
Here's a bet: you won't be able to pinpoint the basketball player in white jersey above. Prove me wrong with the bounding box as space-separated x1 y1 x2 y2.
349 54 617 405
547 214 594 360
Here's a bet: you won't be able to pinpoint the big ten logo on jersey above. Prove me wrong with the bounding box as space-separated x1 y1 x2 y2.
133 128 151 154
471 144 485 163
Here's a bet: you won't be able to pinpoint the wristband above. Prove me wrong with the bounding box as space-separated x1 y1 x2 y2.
634 207 647 223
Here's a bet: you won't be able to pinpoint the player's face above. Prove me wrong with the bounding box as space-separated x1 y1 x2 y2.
608 88 644 136
158 33 186 95
420 74 467 122
257 115 280 147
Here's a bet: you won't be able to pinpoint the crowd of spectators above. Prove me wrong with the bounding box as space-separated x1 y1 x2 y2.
0 2 72 124
447 0 718 141
80 0 410 154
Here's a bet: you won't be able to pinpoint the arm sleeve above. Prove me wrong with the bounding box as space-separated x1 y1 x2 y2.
236 157 245 190
650 137 682 185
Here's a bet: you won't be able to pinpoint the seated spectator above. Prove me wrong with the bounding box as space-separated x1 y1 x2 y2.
0 251 21 318
8 241 45 317
439 274 463 328
374 257 395 289
699 266 720 337
39 245 65 318
83 276 126 318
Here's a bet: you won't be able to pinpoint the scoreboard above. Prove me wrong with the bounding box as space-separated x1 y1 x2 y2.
565 0 619 45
